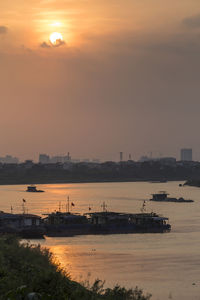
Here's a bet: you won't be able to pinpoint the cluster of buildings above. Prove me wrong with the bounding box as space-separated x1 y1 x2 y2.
39 153 71 164
137 148 193 164
39 153 100 164
0 155 19 164
0 148 193 165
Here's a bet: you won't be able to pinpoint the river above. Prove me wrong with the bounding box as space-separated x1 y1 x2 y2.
1 181 200 300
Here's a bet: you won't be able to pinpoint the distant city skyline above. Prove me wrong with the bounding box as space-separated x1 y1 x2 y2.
0 147 199 163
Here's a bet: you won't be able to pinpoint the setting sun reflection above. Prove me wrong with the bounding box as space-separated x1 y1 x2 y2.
48 243 99 282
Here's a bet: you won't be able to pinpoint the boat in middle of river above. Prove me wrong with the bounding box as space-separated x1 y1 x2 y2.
43 203 171 237
150 191 194 203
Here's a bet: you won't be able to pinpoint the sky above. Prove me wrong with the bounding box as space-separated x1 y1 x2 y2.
1 0 200 161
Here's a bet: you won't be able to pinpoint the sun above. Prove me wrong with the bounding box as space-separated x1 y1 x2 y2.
49 32 63 45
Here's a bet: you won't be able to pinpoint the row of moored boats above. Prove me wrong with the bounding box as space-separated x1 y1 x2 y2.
0 186 193 239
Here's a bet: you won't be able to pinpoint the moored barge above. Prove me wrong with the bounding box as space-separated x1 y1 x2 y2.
44 209 171 237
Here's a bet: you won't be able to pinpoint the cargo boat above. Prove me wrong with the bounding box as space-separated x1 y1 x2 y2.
150 191 194 202
43 208 171 236
26 185 44 193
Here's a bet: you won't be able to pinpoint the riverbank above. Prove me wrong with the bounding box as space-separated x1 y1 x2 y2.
0 177 183 186
0 160 197 186
184 179 200 187
0 236 151 300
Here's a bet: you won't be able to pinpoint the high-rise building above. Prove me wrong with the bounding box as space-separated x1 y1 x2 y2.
180 148 192 161
39 154 50 164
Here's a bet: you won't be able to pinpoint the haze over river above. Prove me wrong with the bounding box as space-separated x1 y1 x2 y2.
1 181 200 300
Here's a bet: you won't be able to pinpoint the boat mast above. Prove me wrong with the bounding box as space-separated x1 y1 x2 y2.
101 202 107 212
66 196 70 213
22 199 26 214
140 200 146 213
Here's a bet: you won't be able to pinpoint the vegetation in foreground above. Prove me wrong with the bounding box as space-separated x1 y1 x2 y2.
0 236 151 300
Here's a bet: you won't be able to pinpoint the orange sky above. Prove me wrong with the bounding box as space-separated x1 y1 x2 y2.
1 0 199 51
1 0 200 161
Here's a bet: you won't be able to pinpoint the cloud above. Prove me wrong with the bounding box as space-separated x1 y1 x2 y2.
182 14 200 28
40 39 65 49
52 39 65 47
0 26 8 34
40 41 51 48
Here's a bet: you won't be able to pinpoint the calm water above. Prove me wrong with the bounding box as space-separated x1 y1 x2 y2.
2 181 200 300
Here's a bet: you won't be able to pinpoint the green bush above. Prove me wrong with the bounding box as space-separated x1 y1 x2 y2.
0 236 151 300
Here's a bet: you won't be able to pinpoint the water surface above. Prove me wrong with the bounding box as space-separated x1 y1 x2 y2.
1 181 200 300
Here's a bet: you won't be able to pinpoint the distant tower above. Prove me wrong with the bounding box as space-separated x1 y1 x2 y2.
180 148 192 161
129 154 132 160
120 152 123 162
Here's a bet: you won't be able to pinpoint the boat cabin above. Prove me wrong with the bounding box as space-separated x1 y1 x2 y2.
151 191 168 201
26 185 44 192
86 211 169 228
0 212 42 228
129 213 169 227
86 212 130 225
44 212 88 225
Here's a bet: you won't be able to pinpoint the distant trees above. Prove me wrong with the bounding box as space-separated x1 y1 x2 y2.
0 160 200 184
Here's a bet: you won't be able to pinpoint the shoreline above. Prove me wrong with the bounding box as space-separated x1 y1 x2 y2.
0 178 185 186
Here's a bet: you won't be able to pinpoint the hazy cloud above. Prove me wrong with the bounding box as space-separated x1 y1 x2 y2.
52 39 65 47
40 41 51 48
183 14 200 28
0 26 8 34
40 39 65 48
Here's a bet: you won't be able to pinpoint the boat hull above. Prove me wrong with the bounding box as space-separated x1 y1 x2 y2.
45 223 171 237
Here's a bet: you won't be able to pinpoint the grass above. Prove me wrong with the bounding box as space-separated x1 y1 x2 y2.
0 236 151 300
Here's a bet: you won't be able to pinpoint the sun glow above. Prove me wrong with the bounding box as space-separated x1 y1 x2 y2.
50 22 62 27
49 32 63 45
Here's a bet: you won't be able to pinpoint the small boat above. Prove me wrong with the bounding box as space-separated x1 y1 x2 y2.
26 185 44 193
150 191 194 203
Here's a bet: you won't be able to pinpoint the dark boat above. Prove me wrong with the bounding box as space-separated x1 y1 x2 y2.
26 185 44 193
0 212 45 239
84 211 171 234
43 206 171 236
150 191 194 203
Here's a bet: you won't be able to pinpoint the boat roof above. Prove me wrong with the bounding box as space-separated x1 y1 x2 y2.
85 211 168 220
0 212 41 219
44 211 83 217
151 216 169 221
152 191 169 195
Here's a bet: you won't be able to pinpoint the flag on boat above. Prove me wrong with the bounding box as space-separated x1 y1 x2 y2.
71 202 75 206
89 206 91 211
22 199 26 203
140 200 146 212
